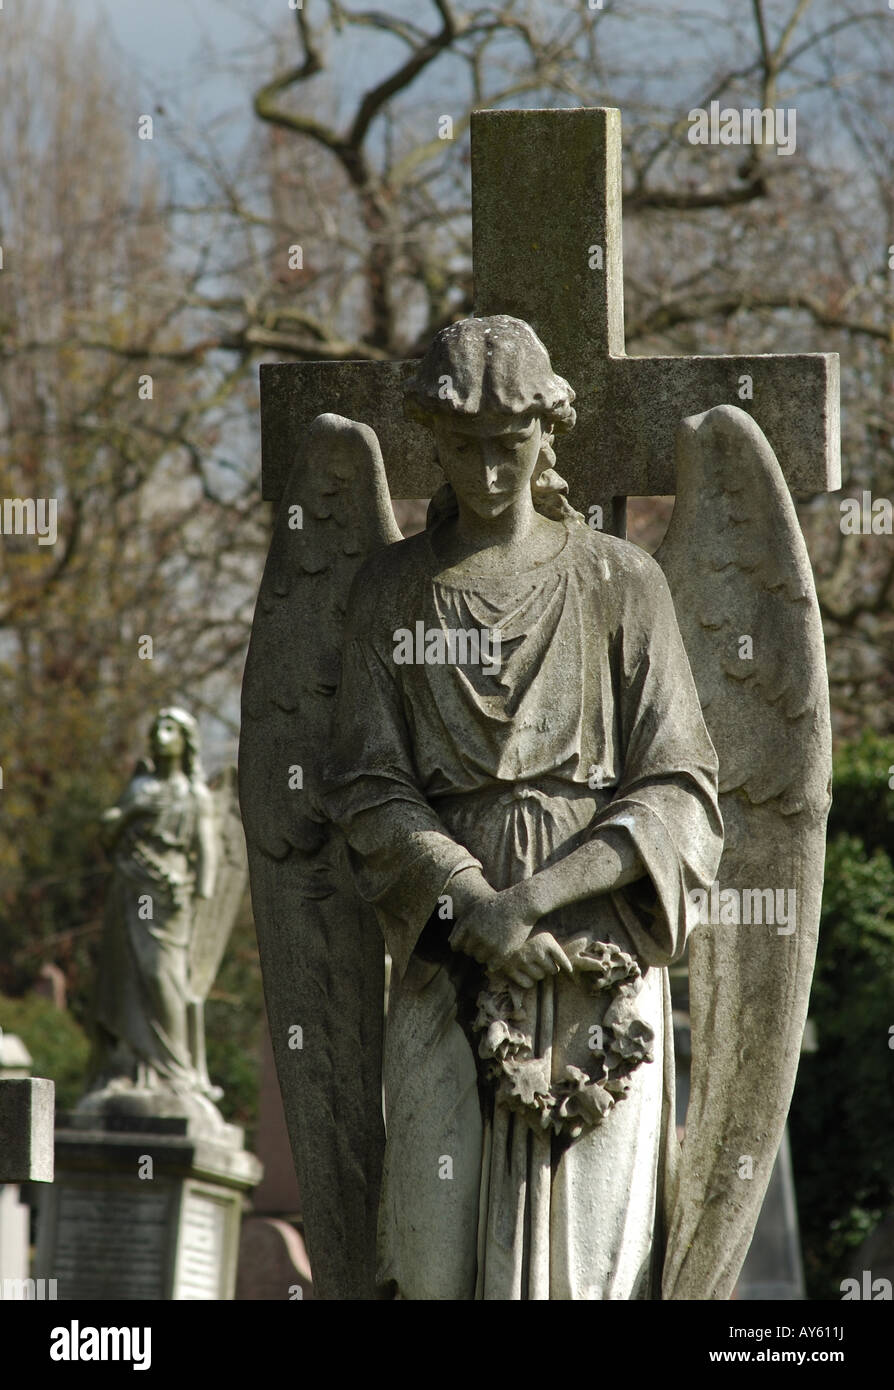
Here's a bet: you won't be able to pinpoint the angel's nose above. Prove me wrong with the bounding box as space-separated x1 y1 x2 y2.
484 465 500 490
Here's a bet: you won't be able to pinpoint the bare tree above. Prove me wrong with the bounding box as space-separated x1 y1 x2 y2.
5 0 894 998
0 5 266 993
240 0 894 734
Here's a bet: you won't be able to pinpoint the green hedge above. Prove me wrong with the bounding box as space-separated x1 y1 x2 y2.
0 994 90 1113
789 731 894 1299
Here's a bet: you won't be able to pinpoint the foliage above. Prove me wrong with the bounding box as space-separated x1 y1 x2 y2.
203 898 264 1144
0 4 265 1000
825 729 894 856
789 734 894 1299
3 0 894 1253
0 993 90 1114
0 902 264 1138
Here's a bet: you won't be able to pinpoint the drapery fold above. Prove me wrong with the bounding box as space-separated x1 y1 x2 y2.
324 521 722 1298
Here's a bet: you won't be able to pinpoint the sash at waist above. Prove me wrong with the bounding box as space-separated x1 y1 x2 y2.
431 777 612 817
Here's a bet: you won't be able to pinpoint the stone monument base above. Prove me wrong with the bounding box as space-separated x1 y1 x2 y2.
37 1113 262 1300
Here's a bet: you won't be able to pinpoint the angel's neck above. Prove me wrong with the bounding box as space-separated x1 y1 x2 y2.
153 754 181 781
457 494 533 545
436 505 564 576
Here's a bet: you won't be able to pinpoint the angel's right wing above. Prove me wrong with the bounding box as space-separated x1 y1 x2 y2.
655 404 832 1301
240 414 402 1300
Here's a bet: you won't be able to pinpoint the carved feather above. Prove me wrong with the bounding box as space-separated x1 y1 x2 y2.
188 766 248 1003
240 414 401 1300
655 405 831 1300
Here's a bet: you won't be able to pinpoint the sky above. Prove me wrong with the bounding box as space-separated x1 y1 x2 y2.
74 0 411 126
74 0 297 139
65 0 862 164
34 0 879 762
79 0 268 93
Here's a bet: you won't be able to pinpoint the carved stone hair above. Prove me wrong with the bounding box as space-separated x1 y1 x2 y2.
404 315 584 528
404 314 576 431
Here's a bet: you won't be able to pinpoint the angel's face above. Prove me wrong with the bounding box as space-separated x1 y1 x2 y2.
433 413 542 520
151 714 185 763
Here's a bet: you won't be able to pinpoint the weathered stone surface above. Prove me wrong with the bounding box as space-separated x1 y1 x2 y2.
0 1032 33 1080
736 1130 806 1300
241 416 394 1301
261 109 839 512
673 1008 808 1300
261 361 438 502
0 1077 54 1183
0 1183 31 1284
80 709 247 1139
658 406 830 1299
36 1114 261 1301
0 1035 42 1283
245 107 836 1303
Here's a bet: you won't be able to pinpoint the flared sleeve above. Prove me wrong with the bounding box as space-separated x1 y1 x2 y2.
588 553 723 967
323 567 482 978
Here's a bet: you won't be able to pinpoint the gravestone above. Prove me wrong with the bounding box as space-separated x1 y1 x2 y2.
736 1130 806 1300
259 108 838 526
235 1013 312 1300
38 1113 259 1301
36 728 261 1300
245 105 837 1300
671 989 807 1300
0 1030 54 1299
33 964 67 1011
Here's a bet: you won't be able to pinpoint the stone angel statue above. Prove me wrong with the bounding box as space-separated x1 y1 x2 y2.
81 708 247 1131
240 316 831 1300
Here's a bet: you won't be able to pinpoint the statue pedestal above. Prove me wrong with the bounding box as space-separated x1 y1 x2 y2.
36 1112 262 1300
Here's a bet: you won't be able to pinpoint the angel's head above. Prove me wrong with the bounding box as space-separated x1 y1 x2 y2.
403 315 579 524
149 706 201 780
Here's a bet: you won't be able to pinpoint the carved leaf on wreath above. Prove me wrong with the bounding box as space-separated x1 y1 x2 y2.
473 935 655 1140
555 1069 617 1135
503 1058 553 1118
563 935 642 992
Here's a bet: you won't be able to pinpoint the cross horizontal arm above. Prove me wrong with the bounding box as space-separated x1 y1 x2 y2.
569 349 841 500
261 348 839 507
261 361 439 503
0 1078 54 1183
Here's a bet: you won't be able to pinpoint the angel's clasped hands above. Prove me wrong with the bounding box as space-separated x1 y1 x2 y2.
448 879 573 988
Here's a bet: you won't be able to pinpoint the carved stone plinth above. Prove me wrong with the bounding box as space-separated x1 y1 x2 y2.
36 1113 261 1300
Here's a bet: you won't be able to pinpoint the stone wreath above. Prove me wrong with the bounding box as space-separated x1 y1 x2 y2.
473 935 655 1141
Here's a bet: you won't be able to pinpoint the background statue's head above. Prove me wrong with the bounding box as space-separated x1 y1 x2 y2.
149 706 202 780
403 315 582 526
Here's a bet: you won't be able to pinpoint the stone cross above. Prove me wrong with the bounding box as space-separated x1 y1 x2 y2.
259 106 840 536
0 1035 53 1290
0 1031 54 1184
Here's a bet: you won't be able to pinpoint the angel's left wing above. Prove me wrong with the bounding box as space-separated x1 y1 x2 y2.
189 766 247 1004
655 404 832 1301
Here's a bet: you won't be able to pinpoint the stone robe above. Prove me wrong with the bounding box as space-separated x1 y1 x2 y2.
325 518 723 1299
93 771 207 1092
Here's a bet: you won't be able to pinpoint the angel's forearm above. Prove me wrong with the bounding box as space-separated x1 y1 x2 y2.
100 805 130 847
448 864 497 917
527 829 645 919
